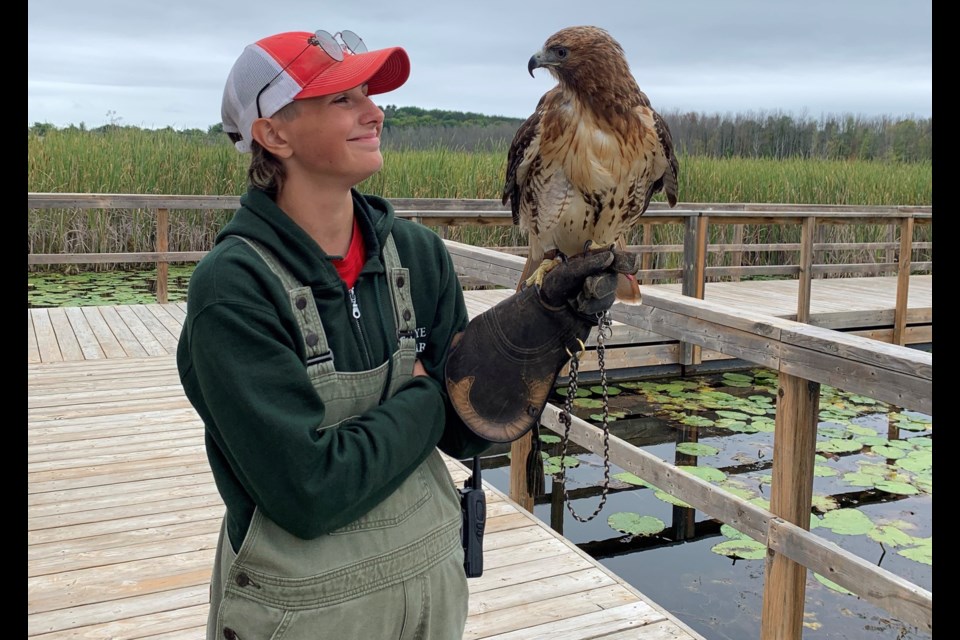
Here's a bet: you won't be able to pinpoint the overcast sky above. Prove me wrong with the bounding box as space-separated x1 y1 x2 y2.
27 1 931 131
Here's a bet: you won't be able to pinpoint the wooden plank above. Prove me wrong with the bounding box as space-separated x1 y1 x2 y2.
63 306 106 360
28 505 225 547
145 303 186 338
28 411 202 446
27 548 215 613
31 309 62 363
29 595 208 639
29 530 218 576
114 305 169 356
130 304 180 351
98 306 148 357
45 308 85 362
468 598 669 640
79 306 129 358
27 310 41 363
465 585 652 639
28 471 215 513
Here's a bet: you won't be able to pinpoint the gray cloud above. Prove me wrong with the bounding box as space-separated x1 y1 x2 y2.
27 0 931 130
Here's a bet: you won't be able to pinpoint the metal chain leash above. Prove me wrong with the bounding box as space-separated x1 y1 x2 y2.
556 309 614 522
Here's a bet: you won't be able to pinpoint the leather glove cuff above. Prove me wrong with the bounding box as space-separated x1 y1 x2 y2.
445 285 593 443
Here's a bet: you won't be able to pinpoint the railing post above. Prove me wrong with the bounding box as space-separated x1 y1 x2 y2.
730 223 744 282
640 222 653 286
680 213 707 366
509 433 535 512
156 207 169 304
893 216 914 346
796 215 816 323
761 372 820 640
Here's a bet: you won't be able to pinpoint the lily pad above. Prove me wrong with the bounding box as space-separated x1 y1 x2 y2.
874 480 920 495
573 398 605 409
680 415 715 427
867 524 919 547
717 411 750 420
869 445 907 459
895 449 932 474
608 512 666 536
840 471 879 488
813 464 839 477
589 385 622 396
676 442 720 457
653 489 692 508
678 465 727 483
612 471 652 488
844 424 878 437
589 411 625 422
816 439 863 454
897 537 932 565
720 523 752 540
544 455 580 469
819 508 875 535
726 422 760 434
711 538 766 560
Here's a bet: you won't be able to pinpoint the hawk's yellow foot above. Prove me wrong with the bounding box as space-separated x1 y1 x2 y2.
524 258 562 289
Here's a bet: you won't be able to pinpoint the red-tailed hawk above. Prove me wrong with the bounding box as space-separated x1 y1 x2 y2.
503 26 679 301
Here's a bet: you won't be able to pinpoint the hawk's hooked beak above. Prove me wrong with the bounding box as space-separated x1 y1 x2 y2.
528 52 542 77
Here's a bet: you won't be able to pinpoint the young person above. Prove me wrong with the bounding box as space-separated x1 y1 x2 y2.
178 28 625 640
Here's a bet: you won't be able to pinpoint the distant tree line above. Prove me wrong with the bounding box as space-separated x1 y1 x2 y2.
28 106 931 162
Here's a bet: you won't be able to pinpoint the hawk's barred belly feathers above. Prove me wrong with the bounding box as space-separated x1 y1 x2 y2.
503 26 679 300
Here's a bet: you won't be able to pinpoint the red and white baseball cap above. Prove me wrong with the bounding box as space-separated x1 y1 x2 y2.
221 30 410 152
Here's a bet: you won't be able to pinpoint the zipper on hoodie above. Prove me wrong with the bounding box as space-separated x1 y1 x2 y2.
347 286 370 364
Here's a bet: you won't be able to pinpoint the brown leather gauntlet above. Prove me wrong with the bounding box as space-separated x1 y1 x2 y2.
445 248 637 442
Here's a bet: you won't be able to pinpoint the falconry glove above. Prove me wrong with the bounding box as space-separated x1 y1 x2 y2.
445 247 639 443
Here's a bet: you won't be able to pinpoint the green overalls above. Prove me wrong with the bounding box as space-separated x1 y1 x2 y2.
206 235 469 640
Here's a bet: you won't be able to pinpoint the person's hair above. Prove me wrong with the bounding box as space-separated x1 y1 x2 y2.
226 101 303 194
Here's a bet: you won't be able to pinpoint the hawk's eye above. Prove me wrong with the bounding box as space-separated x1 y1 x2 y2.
555 46 568 59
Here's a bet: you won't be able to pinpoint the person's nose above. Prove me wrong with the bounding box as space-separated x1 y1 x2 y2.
362 96 384 126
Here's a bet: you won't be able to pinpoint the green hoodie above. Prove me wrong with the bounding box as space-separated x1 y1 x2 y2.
177 187 490 551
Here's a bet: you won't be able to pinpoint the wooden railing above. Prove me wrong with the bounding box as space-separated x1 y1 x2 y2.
447 241 932 640
28 195 931 345
27 193 933 639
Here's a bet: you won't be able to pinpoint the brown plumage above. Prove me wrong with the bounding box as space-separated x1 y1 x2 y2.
503 26 679 301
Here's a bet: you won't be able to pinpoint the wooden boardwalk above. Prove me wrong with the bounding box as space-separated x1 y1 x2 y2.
27 354 704 638
26 274 932 639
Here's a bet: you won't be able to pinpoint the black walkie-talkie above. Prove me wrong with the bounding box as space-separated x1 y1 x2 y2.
460 455 486 577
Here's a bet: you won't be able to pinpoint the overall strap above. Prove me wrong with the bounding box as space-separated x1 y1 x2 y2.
381 234 418 399
228 235 336 374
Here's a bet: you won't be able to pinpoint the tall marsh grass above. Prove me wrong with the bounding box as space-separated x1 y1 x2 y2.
28 127 932 273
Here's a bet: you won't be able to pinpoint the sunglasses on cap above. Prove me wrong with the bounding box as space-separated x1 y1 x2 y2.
255 30 368 118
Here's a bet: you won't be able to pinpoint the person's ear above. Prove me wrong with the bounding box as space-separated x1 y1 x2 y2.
250 118 293 158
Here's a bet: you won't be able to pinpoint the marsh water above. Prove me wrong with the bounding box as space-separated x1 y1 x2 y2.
475 372 932 640
28 269 933 640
